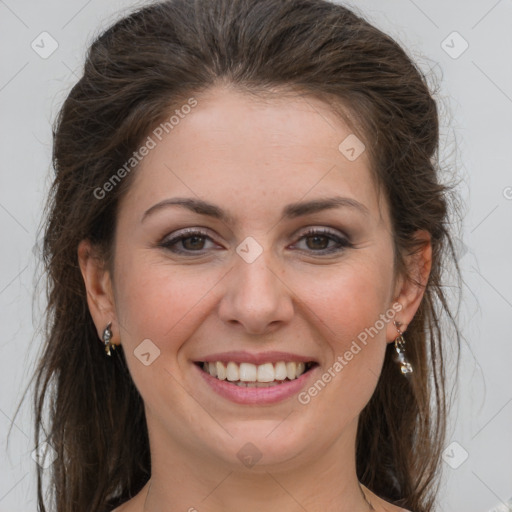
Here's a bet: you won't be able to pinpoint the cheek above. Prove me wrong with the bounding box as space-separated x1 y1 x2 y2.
111 252 222 413
295 255 394 349
112 250 221 355
291 267 392 425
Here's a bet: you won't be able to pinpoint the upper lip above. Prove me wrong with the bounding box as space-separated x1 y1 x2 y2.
196 351 317 365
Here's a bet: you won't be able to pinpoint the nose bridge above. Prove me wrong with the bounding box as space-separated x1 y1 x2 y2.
238 248 278 296
218 243 294 333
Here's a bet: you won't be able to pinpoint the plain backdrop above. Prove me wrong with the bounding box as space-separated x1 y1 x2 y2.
0 1 511 511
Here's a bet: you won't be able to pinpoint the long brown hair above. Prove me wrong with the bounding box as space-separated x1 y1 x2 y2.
31 0 461 510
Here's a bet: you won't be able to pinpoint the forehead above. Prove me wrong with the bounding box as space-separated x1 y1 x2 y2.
120 86 387 226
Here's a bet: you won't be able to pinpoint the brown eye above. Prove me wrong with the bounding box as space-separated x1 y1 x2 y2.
181 235 207 251
305 234 331 251
293 228 352 255
159 229 217 254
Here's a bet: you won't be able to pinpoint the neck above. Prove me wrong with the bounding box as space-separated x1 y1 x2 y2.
142 415 375 512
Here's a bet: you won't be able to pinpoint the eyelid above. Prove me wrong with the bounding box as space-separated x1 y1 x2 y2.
295 225 349 239
162 227 212 240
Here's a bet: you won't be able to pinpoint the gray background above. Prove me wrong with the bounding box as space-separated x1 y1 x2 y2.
0 0 511 511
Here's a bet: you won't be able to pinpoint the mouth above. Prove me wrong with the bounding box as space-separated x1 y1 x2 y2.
195 360 318 388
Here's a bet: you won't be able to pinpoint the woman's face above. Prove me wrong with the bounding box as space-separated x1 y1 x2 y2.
100 87 409 470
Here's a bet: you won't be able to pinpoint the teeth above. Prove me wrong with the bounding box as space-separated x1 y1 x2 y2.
239 362 257 382
257 362 275 382
286 362 297 380
234 381 284 388
226 361 239 381
201 360 311 383
274 361 287 381
216 361 227 380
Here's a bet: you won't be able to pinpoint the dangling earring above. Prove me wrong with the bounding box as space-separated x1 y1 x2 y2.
393 321 412 375
102 322 116 356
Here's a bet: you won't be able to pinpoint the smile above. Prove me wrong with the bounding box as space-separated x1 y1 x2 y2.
198 360 315 387
194 357 318 404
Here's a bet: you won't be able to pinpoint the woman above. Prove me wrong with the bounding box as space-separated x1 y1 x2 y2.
33 0 460 511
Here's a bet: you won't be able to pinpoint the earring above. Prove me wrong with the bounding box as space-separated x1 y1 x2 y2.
102 322 116 356
393 321 413 375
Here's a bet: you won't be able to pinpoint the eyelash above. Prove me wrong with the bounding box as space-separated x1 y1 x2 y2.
159 227 353 256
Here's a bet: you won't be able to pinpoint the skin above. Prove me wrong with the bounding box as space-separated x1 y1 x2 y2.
79 86 431 512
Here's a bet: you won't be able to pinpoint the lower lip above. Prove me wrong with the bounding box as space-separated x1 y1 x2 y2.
195 363 317 405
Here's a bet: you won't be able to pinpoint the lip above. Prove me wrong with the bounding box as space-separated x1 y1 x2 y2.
194 361 319 405
196 351 317 365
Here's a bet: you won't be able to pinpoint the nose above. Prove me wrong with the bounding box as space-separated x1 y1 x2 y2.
217 248 295 335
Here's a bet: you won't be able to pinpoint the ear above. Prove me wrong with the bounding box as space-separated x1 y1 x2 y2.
77 239 120 347
386 230 432 343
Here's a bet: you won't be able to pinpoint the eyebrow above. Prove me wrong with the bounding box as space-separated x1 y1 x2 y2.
141 196 369 224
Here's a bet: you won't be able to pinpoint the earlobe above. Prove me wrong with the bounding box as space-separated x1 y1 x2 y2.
77 239 119 345
386 230 432 343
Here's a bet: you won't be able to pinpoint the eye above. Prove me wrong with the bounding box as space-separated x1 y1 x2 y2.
292 227 352 255
159 227 352 256
159 228 219 254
